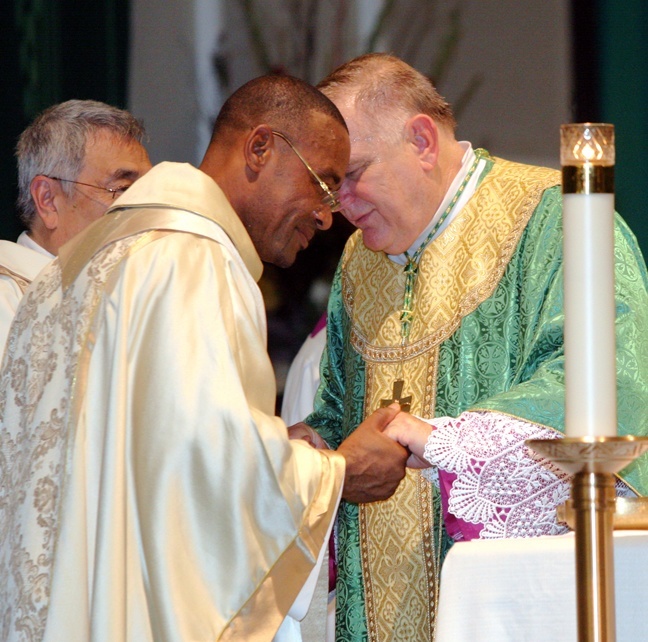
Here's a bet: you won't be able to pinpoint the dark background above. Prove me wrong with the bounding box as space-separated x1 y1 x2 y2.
2 0 647 405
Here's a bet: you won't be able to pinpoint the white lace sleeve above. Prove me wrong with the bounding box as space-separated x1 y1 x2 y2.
422 412 578 540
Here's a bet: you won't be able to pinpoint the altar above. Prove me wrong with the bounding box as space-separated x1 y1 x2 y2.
435 531 648 641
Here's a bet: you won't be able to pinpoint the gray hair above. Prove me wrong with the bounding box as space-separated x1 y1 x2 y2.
318 53 456 144
16 99 146 228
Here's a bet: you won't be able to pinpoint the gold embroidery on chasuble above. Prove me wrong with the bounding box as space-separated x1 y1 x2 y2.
342 158 560 642
0 266 31 293
67 231 166 430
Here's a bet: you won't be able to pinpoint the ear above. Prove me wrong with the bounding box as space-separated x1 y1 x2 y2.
405 114 439 170
243 125 275 176
30 176 61 231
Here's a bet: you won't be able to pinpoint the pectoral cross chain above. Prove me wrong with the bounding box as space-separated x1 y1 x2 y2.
380 379 412 412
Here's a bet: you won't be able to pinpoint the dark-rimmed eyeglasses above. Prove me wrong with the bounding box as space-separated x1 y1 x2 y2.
271 130 341 212
45 176 128 201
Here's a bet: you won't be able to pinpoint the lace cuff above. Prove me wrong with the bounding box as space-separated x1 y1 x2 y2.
421 412 627 541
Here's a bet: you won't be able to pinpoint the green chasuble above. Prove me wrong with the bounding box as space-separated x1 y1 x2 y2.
306 152 648 642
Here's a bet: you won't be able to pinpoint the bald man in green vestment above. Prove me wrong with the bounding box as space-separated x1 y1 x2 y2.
288 53 648 642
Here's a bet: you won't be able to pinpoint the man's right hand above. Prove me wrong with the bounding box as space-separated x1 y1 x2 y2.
337 403 408 504
288 422 329 448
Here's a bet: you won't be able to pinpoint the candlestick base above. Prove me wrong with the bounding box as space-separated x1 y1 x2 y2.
557 496 648 530
526 436 648 642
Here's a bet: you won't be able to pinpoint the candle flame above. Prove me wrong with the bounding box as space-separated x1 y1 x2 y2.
560 123 614 167
572 130 605 163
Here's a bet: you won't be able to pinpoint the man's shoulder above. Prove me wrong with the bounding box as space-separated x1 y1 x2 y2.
490 155 561 190
103 162 262 281
0 239 51 283
475 155 562 228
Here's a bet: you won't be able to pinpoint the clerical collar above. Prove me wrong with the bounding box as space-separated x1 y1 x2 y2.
388 141 487 266
17 231 55 259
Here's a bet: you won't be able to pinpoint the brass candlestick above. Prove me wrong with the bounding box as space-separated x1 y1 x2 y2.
524 122 648 641
528 436 648 642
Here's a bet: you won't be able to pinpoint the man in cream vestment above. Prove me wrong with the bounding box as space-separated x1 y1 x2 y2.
0 75 408 642
289 54 648 642
0 99 151 353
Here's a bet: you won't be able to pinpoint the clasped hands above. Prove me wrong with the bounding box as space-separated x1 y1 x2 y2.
288 405 434 504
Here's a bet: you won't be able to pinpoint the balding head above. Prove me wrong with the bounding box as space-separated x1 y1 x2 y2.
318 53 455 144
315 55 465 256
200 74 350 269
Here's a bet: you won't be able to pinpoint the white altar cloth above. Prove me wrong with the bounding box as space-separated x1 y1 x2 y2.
435 531 648 641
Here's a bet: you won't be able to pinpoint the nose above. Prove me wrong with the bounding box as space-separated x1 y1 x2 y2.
314 207 333 231
338 180 355 211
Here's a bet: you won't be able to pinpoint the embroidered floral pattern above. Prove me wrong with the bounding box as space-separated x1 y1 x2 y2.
0 235 144 641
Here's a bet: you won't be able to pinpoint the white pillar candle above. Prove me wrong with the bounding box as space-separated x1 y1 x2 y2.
561 124 617 438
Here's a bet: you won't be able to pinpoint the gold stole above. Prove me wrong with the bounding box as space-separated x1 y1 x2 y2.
342 158 560 641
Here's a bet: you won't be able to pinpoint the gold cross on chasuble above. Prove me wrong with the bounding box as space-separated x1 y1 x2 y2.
380 379 412 412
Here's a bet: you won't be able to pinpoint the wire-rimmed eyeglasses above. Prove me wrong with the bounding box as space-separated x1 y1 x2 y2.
271 130 342 212
45 176 128 200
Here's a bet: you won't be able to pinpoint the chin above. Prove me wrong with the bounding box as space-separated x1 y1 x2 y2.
272 251 298 269
361 232 387 253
